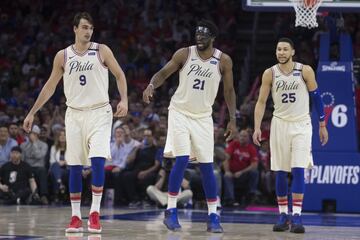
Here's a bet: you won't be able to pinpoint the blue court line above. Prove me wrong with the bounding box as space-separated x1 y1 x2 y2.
101 210 360 227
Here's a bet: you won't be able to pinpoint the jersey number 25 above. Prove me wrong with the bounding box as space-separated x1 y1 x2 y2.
281 93 296 103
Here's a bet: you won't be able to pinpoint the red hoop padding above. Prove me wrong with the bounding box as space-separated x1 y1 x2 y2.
304 0 319 8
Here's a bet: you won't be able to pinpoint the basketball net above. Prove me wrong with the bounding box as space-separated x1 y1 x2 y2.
292 0 323 29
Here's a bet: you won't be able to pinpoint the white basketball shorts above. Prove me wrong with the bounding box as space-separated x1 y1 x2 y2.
65 104 112 166
164 109 214 163
270 116 313 172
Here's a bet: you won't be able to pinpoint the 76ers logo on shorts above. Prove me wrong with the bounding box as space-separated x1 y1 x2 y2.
321 92 335 125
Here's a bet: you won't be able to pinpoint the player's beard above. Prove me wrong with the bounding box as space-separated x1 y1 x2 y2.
196 39 211 51
277 56 291 64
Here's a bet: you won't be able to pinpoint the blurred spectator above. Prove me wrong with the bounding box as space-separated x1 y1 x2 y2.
105 125 140 205
22 53 41 76
81 166 92 206
147 157 192 207
49 129 68 203
257 139 276 204
8 122 26 145
0 146 39 205
122 129 160 206
213 127 227 202
20 125 49 204
142 106 160 128
172 21 190 43
223 129 259 206
0 123 18 167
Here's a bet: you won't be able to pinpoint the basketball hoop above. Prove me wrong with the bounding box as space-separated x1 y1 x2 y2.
292 0 323 29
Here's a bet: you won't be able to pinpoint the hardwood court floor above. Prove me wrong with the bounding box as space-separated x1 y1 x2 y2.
0 205 359 239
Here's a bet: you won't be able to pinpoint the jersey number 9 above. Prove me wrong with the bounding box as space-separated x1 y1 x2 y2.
79 75 87 86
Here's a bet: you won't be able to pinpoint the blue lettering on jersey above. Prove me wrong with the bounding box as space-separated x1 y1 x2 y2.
88 52 96 56
187 64 213 78
293 72 301 76
69 60 94 75
210 60 217 65
275 80 300 92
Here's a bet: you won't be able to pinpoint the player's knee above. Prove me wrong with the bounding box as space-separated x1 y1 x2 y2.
291 168 305 193
91 157 105 187
276 171 288 181
199 162 214 176
69 165 83 193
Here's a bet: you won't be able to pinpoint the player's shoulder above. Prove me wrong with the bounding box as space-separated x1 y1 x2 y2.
174 47 189 57
56 49 65 57
172 47 189 62
218 51 232 72
54 50 65 65
219 52 232 64
263 67 273 76
301 64 314 72
97 43 111 53
261 67 274 84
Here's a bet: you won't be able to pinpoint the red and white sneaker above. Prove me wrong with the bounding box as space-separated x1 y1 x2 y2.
65 216 83 233
88 212 102 233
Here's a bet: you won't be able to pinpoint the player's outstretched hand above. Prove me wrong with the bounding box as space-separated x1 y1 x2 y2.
224 121 237 142
114 100 128 117
319 126 329 146
143 84 154 104
252 129 262 146
23 114 34 133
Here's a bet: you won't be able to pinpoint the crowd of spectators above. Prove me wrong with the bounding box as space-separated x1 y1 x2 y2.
0 0 360 208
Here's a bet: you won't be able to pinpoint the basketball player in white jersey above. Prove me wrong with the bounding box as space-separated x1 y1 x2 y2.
143 20 237 233
253 38 328 233
23 12 128 233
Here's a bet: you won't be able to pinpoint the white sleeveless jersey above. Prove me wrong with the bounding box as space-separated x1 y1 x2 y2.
63 42 109 109
169 46 222 118
271 62 310 121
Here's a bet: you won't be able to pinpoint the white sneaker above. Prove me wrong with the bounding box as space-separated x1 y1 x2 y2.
146 185 167 206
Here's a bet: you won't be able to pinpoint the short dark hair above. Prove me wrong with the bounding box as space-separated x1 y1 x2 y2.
73 12 94 28
197 19 218 38
11 146 22 153
278 37 295 49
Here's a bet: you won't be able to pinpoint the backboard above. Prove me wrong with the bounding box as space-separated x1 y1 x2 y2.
243 0 360 12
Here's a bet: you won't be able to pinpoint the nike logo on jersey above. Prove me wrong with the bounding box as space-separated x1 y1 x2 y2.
210 60 217 65
191 58 197 61
88 52 96 56
275 75 281 78
69 56 76 59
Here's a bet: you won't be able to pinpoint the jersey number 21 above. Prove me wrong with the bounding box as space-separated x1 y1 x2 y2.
193 79 205 90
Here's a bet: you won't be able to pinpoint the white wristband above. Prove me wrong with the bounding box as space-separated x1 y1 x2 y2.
149 83 154 89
